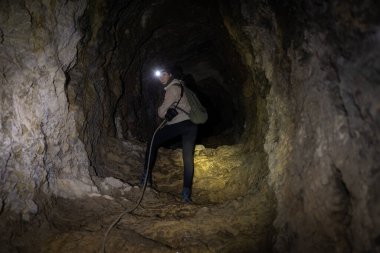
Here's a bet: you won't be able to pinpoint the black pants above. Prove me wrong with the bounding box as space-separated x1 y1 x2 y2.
144 120 198 189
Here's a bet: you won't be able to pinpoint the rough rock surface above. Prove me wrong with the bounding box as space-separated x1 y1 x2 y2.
0 138 275 253
98 137 269 205
219 0 380 252
0 0 379 253
0 0 98 217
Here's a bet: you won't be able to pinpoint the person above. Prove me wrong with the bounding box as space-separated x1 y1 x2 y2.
140 66 198 203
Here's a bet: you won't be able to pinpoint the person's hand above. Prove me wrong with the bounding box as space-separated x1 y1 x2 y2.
165 108 178 121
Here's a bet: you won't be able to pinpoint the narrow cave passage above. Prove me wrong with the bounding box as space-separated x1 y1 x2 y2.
1 0 379 253
95 0 247 148
67 1 274 251
1 1 274 252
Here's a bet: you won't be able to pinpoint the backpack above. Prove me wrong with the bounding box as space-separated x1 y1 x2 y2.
175 83 208 124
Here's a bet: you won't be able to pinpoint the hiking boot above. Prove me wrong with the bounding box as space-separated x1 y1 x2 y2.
181 187 192 203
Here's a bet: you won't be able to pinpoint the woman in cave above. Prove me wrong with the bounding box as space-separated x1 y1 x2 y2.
140 65 198 203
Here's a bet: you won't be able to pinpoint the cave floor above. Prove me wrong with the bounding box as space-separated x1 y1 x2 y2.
2 138 275 253
3 183 274 253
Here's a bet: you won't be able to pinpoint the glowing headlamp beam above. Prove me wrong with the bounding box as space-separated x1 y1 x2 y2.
154 70 162 77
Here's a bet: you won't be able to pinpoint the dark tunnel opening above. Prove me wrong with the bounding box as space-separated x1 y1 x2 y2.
109 0 248 148
63 0 258 192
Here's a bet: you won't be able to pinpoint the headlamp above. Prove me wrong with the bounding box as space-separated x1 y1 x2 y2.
154 70 162 77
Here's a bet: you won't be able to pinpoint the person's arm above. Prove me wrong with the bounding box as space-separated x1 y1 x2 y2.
158 87 180 119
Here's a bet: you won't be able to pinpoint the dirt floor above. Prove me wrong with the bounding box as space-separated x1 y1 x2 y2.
0 138 276 253
0 182 275 253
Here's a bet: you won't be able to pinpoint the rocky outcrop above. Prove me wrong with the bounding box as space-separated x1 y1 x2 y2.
0 0 98 218
219 0 380 252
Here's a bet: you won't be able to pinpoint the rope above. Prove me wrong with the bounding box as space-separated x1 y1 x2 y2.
101 119 167 253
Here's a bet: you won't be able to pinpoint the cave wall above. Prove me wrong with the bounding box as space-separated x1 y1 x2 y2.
66 0 175 175
68 0 251 176
0 0 98 218
0 0 379 252
220 0 380 252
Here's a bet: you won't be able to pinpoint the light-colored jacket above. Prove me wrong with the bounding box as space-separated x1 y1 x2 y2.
158 79 191 125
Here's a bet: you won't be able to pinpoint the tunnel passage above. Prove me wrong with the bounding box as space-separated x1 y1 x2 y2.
1 0 379 252
66 0 266 202
63 0 274 250
111 0 248 148
66 0 255 176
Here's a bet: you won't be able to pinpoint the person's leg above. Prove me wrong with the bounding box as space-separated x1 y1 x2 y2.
181 121 198 202
141 123 183 185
